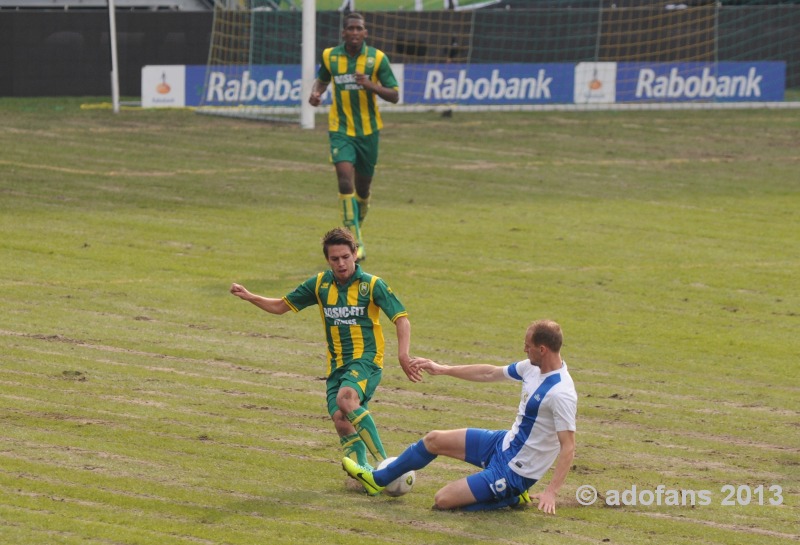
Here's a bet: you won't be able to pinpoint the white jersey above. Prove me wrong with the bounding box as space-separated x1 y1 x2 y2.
501 360 577 480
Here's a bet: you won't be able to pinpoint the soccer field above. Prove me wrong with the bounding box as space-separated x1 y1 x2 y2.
0 98 798 545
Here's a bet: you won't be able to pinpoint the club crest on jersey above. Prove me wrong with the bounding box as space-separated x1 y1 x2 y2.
359 282 369 297
367 57 375 69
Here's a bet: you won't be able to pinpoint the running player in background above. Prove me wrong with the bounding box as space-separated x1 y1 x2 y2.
308 12 399 262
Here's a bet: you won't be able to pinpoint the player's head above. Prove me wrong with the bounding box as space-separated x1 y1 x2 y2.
342 12 367 48
343 11 365 30
322 227 358 258
323 228 358 283
525 320 564 354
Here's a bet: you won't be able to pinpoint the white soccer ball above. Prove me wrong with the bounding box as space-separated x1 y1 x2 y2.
378 456 415 497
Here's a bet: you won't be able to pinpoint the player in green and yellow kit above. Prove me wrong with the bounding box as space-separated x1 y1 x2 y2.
230 228 421 486
308 12 399 262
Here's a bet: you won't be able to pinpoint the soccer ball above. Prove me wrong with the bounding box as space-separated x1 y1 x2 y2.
378 456 415 497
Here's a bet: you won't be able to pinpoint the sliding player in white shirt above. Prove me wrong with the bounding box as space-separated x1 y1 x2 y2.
343 319 577 513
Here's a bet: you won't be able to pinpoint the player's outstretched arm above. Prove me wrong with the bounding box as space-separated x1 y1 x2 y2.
230 283 291 315
412 359 506 382
530 430 576 515
395 316 421 383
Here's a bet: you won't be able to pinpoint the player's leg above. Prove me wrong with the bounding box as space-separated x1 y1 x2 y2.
365 429 480 508
345 404 386 462
457 469 537 511
343 429 470 496
361 428 466 489
343 434 440 495
354 133 378 222
335 163 364 261
422 428 469 459
338 363 387 462
351 133 379 259
433 477 479 510
386 428 493 472
435 428 531 510
432 472 515 511
441 431 536 511
370 437 439 486
334 161 360 228
328 374 372 468
354 173 371 225
330 134 364 258
341 433 368 465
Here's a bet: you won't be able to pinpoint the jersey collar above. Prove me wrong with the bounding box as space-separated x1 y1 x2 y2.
333 264 364 288
343 41 367 59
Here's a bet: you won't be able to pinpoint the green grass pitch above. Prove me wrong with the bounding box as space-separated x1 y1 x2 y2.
0 97 798 544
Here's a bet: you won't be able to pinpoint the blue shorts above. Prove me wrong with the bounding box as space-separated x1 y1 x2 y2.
464 429 537 503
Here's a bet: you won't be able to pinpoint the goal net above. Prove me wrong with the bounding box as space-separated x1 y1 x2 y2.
196 0 800 123
196 0 305 122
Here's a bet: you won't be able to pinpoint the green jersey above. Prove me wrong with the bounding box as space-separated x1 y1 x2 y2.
282 265 407 376
317 42 398 137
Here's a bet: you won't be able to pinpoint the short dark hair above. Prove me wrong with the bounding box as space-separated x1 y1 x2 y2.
528 320 563 352
322 227 357 258
343 12 365 28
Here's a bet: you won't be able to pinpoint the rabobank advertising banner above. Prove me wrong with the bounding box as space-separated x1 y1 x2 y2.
616 62 785 102
402 63 574 105
188 65 304 106
143 61 785 108
142 65 305 108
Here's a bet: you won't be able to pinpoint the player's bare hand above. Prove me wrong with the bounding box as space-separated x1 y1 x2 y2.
230 283 251 300
401 357 423 383
354 72 372 89
411 358 448 375
530 491 557 515
308 92 322 106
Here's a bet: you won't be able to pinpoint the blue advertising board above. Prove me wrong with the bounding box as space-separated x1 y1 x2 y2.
186 65 303 106
616 62 785 102
182 63 577 106
402 63 575 105
144 62 786 108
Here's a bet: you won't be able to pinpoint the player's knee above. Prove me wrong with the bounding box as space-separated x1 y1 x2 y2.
422 430 445 453
336 388 360 413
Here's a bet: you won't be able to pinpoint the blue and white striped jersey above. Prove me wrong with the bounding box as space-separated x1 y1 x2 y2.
502 360 577 480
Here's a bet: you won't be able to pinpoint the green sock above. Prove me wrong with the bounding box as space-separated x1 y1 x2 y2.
347 407 387 462
338 193 363 245
355 194 370 224
340 432 370 468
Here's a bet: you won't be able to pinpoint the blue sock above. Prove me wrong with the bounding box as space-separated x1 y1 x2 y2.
373 439 436 486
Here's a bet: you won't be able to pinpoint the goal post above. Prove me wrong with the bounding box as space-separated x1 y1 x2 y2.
300 0 316 128
196 1 799 124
